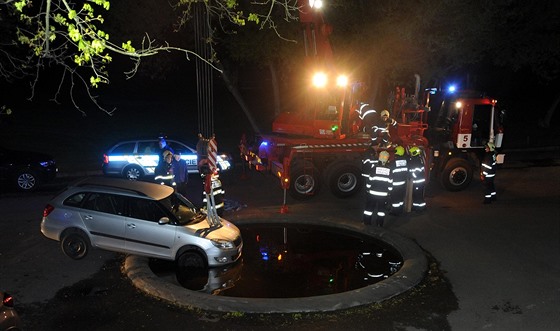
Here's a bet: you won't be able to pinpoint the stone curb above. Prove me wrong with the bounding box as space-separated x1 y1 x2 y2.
124 216 427 313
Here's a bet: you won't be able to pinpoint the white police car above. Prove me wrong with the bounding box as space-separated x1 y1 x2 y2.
102 138 231 180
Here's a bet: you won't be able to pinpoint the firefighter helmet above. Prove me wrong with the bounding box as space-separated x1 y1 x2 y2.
163 150 173 158
486 142 495 152
395 145 405 156
380 110 390 118
379 151 390 163
409 146 421 156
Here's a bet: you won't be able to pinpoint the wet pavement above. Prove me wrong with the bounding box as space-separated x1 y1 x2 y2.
122 162 560 327
2 156 559 330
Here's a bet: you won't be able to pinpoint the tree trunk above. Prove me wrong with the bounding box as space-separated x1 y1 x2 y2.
538 91 560 128
268 61 281 118
219 70 261 135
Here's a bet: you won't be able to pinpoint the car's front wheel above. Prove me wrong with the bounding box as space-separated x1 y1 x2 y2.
177 251 206 269
176 252 208 290
61 230 90 260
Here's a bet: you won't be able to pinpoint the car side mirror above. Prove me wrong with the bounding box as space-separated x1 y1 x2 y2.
158 217 170 225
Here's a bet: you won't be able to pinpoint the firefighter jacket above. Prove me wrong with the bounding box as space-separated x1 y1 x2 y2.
358 103 377 136
408 154 426 186
154 161 175 186
392 155 409 188
363 159 393 197
481 152 497 180
371 117 397 147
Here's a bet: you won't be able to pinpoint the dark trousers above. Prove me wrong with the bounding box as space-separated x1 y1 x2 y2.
390 185 406 214
412 184 426 211
363 194 388 225
484 178 496 202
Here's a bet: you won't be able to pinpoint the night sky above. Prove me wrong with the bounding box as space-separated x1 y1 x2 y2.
1 1 559 160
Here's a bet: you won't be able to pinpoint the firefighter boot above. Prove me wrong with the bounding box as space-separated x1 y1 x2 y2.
376 217 384 227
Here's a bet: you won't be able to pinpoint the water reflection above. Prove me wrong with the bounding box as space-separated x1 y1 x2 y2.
150 224 403 298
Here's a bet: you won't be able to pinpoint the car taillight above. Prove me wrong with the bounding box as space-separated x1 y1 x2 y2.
103 154 109 164
43 204 54 217
3 292 14 307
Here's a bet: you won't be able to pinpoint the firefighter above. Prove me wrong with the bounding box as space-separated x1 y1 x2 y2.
157 134 174 169
154 150 175 187
372 110 397 148
390 145 409 215
481 141 497 204
362 150 393 227
357 102 377 136
408 146 426 211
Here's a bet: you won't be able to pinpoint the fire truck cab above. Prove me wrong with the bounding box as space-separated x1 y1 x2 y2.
423 88 505 191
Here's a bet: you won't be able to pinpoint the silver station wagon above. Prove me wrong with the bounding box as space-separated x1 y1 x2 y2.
102 138 232 180
41 177 242 267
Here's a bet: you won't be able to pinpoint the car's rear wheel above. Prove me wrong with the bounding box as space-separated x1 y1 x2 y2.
15 169 38 192
123 165 143 180
61 230 90 260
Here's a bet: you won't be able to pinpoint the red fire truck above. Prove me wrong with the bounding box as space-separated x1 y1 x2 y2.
241 1 505 201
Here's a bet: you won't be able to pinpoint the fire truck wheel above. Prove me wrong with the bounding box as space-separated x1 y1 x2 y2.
289 164 320 200
441 158 472 191
328 164 363 198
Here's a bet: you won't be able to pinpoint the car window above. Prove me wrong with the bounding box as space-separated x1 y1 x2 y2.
168 141 194 154
82 193 126 216
128 198 168 222
138 141 158 155
159 193 199 225
63 192 87 207
111 142 136 154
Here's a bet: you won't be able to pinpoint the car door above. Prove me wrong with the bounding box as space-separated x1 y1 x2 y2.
79 192 126 251
124 197 177 259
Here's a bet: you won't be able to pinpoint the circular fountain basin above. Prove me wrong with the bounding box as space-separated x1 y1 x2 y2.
124 217 427 313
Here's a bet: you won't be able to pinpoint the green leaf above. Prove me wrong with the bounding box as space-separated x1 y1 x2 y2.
15 0 27 12
226 0 237 9
90 76 101 88
91 39 105 53
69 27 81 42
248 13 259 24
54 13 68 25
122 40 136 53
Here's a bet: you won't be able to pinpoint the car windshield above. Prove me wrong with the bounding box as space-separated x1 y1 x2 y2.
159 193 203 225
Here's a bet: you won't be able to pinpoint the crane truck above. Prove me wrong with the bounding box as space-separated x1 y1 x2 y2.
241 1 505 200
